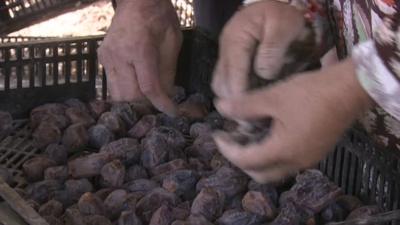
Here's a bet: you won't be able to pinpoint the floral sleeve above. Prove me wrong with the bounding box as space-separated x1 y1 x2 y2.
352 14 400 121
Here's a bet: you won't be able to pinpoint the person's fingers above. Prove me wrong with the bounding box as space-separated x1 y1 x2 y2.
213 124 285 170
98 46 143 102
134 39 177 116
214 88 280 120
159 26 183 96
245 165 296 184
212 14 261 98
254 7 306 80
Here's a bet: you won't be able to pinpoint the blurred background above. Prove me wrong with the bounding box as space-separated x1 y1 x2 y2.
8 0 194 37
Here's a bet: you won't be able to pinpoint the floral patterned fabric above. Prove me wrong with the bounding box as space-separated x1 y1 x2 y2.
306 0 400 151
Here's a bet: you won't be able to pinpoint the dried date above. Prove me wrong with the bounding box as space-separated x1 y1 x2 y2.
44 166 68 181
196 166 248 198
65 107 95 127
247 180 278 205
111 102 138 128
149 205 174 225
128 115 159 139
39 199 64 217
124 179 159 196
65 207 85 225
68 153 111 178
44 215 64 225
125 165 148 182
62 123 89 150
88 100 111 119
98 112 126 135
0 166 15 186
100 138 141 165
104 189 129 219
65 178 94 202
189 122 212 138
23 156 57 182
45 144 68 165
84 215 113 225
32 122 62 148
64 98 89 112
242 191 277 220
191 188 225 221
25 179 63 204
88 124 116 149
100 160 125 188
78 192 105 216
346 205 381 220
162 169 199 200
217 209 264 225
118 210 143 225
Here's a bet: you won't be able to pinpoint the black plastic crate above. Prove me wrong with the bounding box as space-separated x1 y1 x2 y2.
0 30 399 225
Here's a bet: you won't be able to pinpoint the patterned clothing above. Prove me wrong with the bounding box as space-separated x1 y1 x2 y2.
325 0 400 151
291 0 400 151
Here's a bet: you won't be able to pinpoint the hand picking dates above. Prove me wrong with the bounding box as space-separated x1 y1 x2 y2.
11 95 377 225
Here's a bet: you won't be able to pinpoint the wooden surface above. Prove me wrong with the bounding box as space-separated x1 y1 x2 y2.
0 178 48 225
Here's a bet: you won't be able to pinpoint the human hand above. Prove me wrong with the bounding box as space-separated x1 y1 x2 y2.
212 0 312 98
98 0 182 116
213 59 372 183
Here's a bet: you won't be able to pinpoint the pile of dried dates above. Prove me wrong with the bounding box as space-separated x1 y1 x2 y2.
1 89 381 225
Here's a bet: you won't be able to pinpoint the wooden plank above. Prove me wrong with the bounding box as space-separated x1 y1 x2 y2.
0 202 28 225
0 178 48 225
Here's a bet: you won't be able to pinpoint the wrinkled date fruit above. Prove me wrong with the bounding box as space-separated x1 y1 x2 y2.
320 203 346 223
196 166 248 198
125 165 148 182
217 209 264 225
149 205 174 225
95 188 114 201
44 165 68 181
157 114 191 134
62 123 89 150
150 159 189 177
100 138 141 165
39 199 64 217
68 153 111 178
88 100 111 119
65 107 95 127
84 215 112 225
25 179 63 204
191 188 225 221
128 115 159 139
186 215 214 225
111 102 138 128
248 180 278 205
65 98 89 112
98 112 126 135
162 169 199 200
65 179 94 202
43 215 63 225
78 192 105 216
65 207 85 225
88 124 116 149
242 191 277 220
178 100 208 120
187 135 217 162
136 188 180 223
45 144 68 165
172 201 191 220
346 205 381 220
23 156 57 182
104 189 128 220
118 210 143 225
100 160 125 188
32 122 62 148
30 103 66 129
282 170 342 213
124 179 159 196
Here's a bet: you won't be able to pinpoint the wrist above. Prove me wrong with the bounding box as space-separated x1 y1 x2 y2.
325 59 373 116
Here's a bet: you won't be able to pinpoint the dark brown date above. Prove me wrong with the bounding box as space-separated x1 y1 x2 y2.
23 156 57 182
191 188 225 221
100 160 125 188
